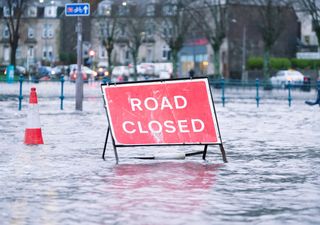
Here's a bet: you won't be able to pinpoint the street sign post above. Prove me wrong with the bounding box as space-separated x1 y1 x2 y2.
65 2 90 110
65 3 90 16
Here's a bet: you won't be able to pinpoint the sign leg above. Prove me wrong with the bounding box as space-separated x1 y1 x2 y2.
102 127 110 160
219 144 228 163
112 144 119 164
202 145 208 160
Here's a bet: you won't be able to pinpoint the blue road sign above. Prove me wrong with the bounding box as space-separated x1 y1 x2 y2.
65 3 90 16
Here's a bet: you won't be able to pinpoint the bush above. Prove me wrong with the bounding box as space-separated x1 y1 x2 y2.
247 57 320 71
290 59 320 69
247 57 291 70
247 57 263 70
59 52 77 65
270 58 291 70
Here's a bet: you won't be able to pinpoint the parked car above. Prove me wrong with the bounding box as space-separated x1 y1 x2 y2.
301 75 311 92
69 69 88 82
0 65 6 73
1 65 27 76
69 64 97 80
111 66 130 81
31 66 52 82
51 65 69 79
270 70 305 88
95 66 109 80
15 66 27 75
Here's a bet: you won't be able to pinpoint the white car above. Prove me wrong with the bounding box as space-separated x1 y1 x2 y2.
270 70 305 88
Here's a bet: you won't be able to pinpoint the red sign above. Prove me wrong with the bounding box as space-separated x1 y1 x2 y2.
102 79 221 146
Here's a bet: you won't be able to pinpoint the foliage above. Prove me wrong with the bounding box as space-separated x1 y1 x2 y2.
248 57 320 70
247 57 263 70
290 58 320 69
270 58 291 70
59 52 77 64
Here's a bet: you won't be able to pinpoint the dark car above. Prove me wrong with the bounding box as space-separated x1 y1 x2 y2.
95 66 109 80
31 66 52 83
301 75 311 92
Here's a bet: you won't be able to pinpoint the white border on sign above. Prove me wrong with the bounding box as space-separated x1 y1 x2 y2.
102 78 221 146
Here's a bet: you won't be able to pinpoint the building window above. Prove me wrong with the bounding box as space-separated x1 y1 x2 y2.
147 48 153 62
28 46 34 58
118 5 129 16
162 46 171 60
3 6 13 17
27 6 37 17
44 6 57 18
304 35 310 44
120 26 126 36
3 26 9 38
146 21 154 37
99 45 107 59
125 50 130 60
146 5 155 16
99 4 111 16
43 46 53 60
4 46 10 62
28 27 35 39
162 4 176 16
42 24 53 38
16 47 22 59
162 22 173 38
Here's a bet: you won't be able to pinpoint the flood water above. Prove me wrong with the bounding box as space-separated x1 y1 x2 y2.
0 82 320 225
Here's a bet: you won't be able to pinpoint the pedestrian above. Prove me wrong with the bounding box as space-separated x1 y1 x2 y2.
189 69 195 78
305 79 320 106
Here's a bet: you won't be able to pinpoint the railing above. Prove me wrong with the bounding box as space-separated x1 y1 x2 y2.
1 75 319 110
209 77 318 108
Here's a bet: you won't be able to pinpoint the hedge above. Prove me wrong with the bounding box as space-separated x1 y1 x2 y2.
247 57 320 70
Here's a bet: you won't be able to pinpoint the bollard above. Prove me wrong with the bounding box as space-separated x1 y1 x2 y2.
221 77 225 107
59 75 65 110
288 81 292 107
18 74 24 111
102 76 108 85
255 78 260 107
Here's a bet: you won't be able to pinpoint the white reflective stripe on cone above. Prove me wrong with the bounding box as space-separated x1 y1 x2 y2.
26 104 41 129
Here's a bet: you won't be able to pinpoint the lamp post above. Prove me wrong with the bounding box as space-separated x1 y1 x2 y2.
241 26 247 82
231 18 247 81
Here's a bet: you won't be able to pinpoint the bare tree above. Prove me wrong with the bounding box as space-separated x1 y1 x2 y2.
120 5 146 81
192 0 227 79
299 0 320 46
159 0 194 78
3 0 29 67
254 0 292 88
97 7 119 78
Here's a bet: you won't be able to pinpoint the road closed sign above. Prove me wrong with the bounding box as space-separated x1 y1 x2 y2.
101 78 221 146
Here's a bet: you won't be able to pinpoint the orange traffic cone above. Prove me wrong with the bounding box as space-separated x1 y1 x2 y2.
24 87 44 145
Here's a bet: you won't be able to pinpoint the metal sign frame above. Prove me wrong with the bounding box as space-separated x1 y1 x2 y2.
101 77 227 163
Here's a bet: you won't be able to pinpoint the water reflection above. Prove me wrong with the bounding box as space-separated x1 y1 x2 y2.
104 162 222 224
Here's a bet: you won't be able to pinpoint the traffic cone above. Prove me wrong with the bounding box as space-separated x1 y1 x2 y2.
24 87 44 145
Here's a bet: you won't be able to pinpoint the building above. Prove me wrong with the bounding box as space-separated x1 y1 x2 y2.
0 0 302 80
0 0 69 70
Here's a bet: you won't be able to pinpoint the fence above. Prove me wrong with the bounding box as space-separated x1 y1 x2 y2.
1 75 319 111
